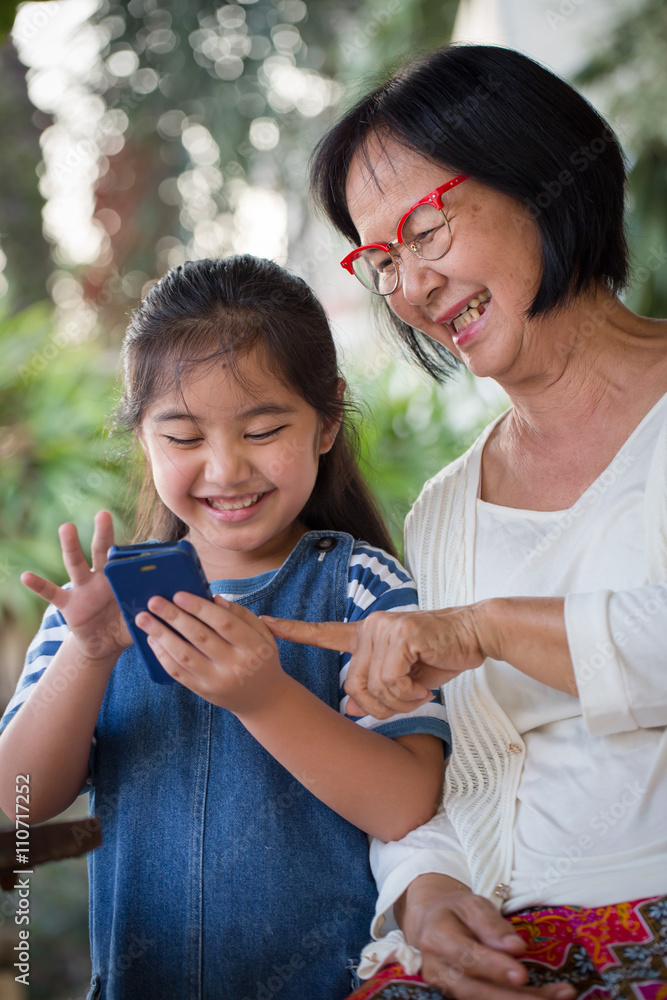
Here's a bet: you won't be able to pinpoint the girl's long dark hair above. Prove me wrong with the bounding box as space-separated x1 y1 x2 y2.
115 255 397 557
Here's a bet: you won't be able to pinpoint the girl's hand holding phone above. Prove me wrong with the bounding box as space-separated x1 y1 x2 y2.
135 592 286 715
21 510 132 663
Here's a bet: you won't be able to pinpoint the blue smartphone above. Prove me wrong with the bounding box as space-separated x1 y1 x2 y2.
104 539 213 685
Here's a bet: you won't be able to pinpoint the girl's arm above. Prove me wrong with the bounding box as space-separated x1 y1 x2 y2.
0 637 117 822
136 592 444 841
0 512 130 823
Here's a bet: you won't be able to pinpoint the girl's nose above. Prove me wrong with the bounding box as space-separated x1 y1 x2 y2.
204 446 252 485
399 253 446 306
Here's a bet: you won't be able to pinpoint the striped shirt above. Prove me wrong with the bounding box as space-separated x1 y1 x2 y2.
0 540 450 760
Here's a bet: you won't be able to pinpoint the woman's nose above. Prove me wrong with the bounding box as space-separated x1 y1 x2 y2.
399 253 445 306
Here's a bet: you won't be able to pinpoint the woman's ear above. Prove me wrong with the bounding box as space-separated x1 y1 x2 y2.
318 378 346 456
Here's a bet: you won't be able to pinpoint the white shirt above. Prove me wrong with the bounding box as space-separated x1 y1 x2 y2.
368 392 667 944
474 392 667 909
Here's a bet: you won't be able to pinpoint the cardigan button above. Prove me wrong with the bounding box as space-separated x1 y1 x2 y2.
314 537 337 551
494 883 511 901
505 744 522 755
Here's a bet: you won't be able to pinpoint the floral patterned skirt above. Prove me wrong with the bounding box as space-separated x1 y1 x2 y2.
346 895 667 1000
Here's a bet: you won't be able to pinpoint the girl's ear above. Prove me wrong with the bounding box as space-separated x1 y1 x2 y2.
318 378 346 456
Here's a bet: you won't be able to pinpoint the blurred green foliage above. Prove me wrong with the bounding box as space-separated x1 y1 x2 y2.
0 304 126 631
575 0 667 317
354 366 486 555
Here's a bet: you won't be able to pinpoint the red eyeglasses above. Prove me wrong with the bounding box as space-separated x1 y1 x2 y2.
340 175 468 295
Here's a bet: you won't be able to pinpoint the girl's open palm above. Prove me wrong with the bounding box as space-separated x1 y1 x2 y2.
21 510 131 661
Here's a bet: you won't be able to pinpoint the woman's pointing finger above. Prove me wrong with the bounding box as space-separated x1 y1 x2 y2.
261 617 359 653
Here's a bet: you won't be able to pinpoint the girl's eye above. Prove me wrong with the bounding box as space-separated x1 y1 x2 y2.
246 425 286 441
163 435 202 446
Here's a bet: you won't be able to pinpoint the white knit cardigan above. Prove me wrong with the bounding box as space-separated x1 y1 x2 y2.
403 410 667 904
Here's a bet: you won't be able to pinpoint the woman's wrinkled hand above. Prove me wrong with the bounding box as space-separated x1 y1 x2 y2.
396 875 576 1000
262 607 485 718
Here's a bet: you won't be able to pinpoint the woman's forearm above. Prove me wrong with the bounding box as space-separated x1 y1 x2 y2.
0 634 117 822
473 596 575 694
236 675 444 841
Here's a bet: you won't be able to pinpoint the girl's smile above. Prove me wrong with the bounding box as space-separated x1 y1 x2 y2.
196 489 273 520
140 351 338 579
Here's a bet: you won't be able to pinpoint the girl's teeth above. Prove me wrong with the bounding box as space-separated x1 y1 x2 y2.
207 493 263 511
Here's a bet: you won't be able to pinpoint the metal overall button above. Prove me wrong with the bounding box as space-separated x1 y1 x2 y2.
314 537 337 551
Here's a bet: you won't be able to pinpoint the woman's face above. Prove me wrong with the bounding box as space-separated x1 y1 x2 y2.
345 138 544 380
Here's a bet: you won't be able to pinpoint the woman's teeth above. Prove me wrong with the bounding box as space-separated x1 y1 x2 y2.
206 493 264 511
452 290 491 333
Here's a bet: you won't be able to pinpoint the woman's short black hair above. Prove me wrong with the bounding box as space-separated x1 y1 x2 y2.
311 44 630 381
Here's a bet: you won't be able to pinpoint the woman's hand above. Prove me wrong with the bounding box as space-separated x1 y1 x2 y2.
263 607 484 719
21 510 131 663
396 875 576 1000
135 592 287 714
263 597 574 718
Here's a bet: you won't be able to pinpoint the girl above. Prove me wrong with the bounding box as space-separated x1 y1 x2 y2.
0 256 449 1000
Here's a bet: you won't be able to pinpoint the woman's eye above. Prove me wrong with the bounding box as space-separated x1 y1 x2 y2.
376 256 394 274
415 227 438 243
246 425 286 441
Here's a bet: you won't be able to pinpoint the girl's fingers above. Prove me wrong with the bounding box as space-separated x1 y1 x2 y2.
20 571 64 608
57 522 92 586
210 593 277 642
136 612 211 682
90 510 114 572
172 592 277 650
145 636 182 683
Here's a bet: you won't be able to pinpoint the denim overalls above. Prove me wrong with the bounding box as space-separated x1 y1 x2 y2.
86 532 376 999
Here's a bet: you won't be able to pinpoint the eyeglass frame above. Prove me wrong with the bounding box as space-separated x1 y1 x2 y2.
340 174 469 295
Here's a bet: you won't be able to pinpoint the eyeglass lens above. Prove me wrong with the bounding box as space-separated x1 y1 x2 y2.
352 204 453 295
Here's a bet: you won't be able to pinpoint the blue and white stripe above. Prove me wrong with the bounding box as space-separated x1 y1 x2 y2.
341 542 449 745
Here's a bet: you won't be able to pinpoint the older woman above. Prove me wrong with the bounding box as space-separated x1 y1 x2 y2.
265 45 667 1000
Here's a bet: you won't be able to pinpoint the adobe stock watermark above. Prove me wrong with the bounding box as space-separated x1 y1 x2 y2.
18 323 82 386
420 73 504 153
546 0 588 31
61 472 107 515
532 778 646 893
13 774 32 987
12 1 62 44
519 447 636 570
512 128 618 228
239 900 361 1000
569 582 667 695
339 0 403 62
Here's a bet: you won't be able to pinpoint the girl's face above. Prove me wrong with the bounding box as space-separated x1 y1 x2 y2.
139 351 338 580
345 138 545 382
